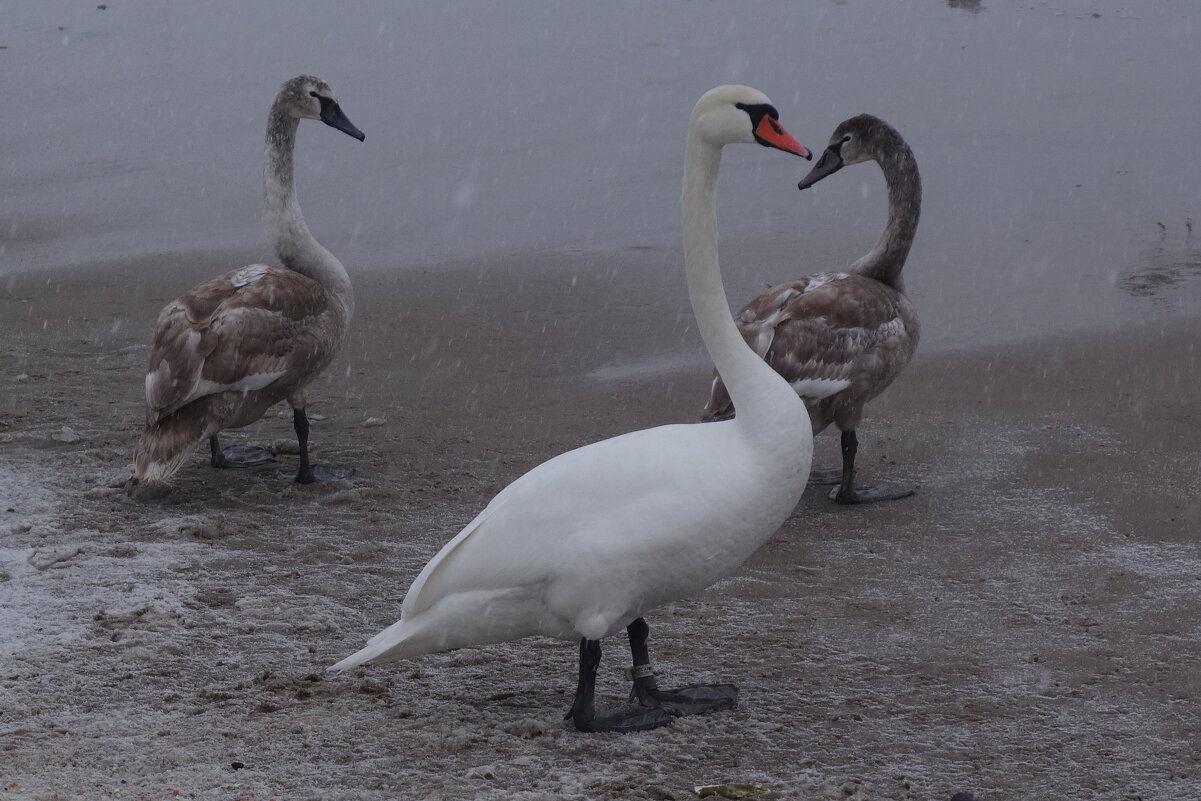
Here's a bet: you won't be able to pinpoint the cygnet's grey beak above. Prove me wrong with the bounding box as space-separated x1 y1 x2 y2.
797 145 844 190
318 97 365 142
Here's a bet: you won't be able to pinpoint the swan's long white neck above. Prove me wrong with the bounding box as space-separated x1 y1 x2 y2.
682 131 803 436
264 103 354 320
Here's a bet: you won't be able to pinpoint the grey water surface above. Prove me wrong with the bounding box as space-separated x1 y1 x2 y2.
1 0 1198 351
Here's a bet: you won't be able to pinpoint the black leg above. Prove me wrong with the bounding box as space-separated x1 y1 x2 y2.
625 618 738 714
563 619 739 733
834 429 859 501
830 429 916 504
209 435 225 468
294 408 315 484
566 639 601 729
565 636 676 733
283 407 353 483
626 617 657 694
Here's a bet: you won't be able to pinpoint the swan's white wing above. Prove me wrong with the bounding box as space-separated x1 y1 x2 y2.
396 418 806 644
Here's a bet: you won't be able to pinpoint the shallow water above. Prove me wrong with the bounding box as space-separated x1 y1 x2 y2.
2 0 1199 351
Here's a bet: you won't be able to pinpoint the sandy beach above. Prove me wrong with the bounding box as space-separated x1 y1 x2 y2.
4 1 1201 799
2 247 1200 800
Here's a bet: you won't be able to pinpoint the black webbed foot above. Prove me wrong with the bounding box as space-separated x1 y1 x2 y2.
830 430 914 504
565 619 738 733
214 444 276 468
807 466 843 486
310 465 354 481
284 408 354 484
279 465 355 483
569 702 679 733
633 683 739 716
567 639 678 733
830 483 915 504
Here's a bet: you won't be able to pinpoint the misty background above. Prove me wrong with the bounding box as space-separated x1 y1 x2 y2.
2 0 1199 350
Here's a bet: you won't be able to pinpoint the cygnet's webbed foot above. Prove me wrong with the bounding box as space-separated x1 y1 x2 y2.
285 408 354 484
284 465 355 484
807 465 843 486
213 444 276 469
830 482 915 505
310 465 354 481
829 429 914 504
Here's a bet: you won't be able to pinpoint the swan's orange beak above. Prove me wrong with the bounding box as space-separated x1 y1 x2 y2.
754 116 812 159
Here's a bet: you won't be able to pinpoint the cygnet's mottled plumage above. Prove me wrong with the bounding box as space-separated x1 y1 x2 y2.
704 115 921 504
134 75 364 488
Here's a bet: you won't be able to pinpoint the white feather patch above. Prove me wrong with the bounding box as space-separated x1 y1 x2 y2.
803 272 850 293
790 377 851 399
192 370 287 399
230 264 271 288
770 287 800 306
144 365 165 402
875 317 906 340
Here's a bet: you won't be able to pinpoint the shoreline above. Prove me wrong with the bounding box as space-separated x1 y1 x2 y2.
5 241 1199 358
2 252 1199 799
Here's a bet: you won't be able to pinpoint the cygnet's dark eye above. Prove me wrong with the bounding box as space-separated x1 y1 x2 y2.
309 91 320 98
841 134 852 143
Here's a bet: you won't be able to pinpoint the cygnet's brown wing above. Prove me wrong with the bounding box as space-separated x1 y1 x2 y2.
144 264 338 424
703 273 917 423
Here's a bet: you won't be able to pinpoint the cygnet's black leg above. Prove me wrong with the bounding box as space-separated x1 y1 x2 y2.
565 638 676 733
210 435 225 468
289 408 353 483
210 434 275 469
625 617 738 715
830 429 915 504
294 408 315 484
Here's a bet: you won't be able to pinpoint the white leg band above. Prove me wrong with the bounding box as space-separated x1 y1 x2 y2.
624 664 655 681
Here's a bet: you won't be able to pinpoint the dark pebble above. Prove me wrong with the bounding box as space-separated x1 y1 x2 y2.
231 762 245 770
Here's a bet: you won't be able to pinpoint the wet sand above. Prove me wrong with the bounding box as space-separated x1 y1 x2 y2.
2 251 1199 800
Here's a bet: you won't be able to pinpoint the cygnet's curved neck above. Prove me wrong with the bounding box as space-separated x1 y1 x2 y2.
683 132 799 431
264 101 354 319
849 131 921 293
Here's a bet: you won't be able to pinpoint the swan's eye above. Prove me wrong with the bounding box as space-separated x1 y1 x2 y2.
841 134 852 144
309 91 320 98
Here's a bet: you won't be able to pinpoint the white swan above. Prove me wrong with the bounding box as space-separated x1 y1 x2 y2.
331 86 813 733
131 76 363 492
702 114 921 504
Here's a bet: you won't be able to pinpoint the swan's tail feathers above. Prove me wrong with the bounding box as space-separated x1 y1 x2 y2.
331 591 555 672
132 405 211 484
330 618 418 672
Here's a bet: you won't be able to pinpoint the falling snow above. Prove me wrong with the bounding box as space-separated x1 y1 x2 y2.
3 1 1201 800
